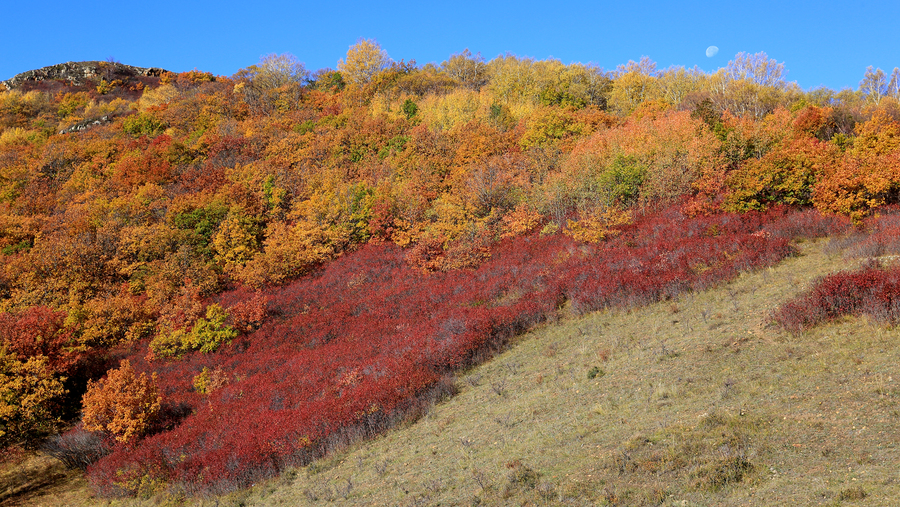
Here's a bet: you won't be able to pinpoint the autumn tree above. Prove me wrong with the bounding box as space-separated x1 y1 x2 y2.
234 53 308 115
250 53 308 90
723 52 786 88
212 209 263 275
859 66 900 105
564 110 721 212
0 348 67 447
890 68 900 100
338 39 391 85
81 360 161 443
0 306 77 374
725 134 839 211
813 110 900 219
721 53 798 118
441 49 489 90
658 65 707 107
608 57 662 115
532 59 611 109
488 53 539 105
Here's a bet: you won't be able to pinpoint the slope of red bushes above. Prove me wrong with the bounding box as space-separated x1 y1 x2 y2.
74 204 847 496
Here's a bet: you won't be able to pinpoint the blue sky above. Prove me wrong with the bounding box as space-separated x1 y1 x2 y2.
2 0 898 92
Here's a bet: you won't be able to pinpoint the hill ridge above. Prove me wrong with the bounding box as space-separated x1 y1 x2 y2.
1 61 168 90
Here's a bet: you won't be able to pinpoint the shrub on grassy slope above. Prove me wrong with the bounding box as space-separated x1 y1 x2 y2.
774 261 900 333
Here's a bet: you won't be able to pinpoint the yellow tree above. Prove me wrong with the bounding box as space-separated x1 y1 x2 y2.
488 53 539 104
545 62 611 109
657 65 707 107
235 53 308 91
0 349 66 446
608 57 662 115
234 53 308 114
338 38 391 85
710 52 797 118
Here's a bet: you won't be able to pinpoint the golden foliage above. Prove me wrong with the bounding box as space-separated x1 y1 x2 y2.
81 360 161 443
811 111 900 219
567 110 721 207
236 220 337 286
213 210 262 274
418 89 487 131
338 39 391 85
566 206 632 243
192 366 229 395
499 203 543 239
0 349 66 444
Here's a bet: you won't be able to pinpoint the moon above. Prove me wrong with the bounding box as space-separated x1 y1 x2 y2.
706 46 719 58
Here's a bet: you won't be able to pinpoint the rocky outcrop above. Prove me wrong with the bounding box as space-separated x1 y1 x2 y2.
59 115 112 135
1 61 168 91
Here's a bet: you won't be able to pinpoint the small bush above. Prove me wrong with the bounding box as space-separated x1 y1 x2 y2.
695 455 754 491
150 304 237 358
43 424 111 470
228 292 269 332
838 485 867 501
773 261 900 333
123 112 166 137
192 366 229 395
587 366 605 379
504 460 539 496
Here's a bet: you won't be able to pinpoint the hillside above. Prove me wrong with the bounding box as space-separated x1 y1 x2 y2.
1 45 900 506
226 233 900 506
6 223 900 506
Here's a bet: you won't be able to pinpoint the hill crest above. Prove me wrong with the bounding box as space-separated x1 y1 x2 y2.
1 61 168 90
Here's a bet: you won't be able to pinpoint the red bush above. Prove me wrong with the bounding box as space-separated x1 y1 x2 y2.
773 261 900 333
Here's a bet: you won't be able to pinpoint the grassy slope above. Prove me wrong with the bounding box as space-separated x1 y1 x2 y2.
8 236 900 506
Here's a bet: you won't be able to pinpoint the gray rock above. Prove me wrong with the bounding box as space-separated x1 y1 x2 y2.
59 115 112 135
2 61 168 91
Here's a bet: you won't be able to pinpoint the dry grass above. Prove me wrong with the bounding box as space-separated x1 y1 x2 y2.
8 236 900 506
0 450 92 507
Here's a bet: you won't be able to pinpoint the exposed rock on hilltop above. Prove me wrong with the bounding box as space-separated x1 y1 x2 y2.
1 61 168 90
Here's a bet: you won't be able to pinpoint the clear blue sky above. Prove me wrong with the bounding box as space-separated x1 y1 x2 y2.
2 0 898 92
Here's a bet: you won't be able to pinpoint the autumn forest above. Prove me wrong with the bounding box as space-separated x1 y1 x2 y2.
2 39 900 499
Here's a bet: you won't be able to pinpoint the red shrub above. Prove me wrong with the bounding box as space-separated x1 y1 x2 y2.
773 261 900 333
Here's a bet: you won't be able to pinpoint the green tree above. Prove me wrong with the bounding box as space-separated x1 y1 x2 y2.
149 304 237 359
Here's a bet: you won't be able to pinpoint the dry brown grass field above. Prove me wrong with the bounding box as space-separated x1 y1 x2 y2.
4 235 899 506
